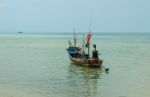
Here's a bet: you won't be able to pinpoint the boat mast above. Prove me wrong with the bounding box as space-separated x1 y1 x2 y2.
88 40 90 57
88 16 92 57
73 28 76 47
82 34 85 53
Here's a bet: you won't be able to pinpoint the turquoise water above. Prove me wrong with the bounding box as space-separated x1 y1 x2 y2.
0 33 150 97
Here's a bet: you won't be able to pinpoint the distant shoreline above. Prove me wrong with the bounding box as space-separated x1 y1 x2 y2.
0 32 150 35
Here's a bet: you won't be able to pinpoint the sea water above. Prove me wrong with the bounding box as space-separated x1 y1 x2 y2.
0 33 150 97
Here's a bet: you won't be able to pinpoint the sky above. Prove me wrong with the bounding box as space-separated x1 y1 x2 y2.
0 0 150 33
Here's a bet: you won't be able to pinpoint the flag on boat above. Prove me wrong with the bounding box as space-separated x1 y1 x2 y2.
86 32 92 44
85 32 92 48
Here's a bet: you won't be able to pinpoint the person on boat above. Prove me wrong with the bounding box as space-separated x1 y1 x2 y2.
92 44 99 59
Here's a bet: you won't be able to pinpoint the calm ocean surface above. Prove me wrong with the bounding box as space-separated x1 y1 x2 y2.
0 33 150 97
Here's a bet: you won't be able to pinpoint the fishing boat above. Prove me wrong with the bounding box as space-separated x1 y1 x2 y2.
66 32 103 68
18 32 23 34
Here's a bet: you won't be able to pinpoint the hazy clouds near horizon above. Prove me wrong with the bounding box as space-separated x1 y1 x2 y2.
0 0 150 33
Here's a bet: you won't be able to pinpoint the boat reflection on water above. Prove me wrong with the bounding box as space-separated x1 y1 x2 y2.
67 63 102 97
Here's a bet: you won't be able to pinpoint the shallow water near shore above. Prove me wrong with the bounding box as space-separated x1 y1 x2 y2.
0 33 150 97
